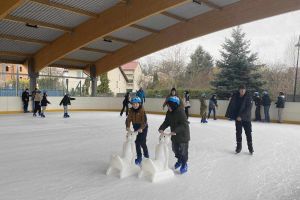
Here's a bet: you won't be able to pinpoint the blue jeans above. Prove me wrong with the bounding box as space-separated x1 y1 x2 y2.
264 105 270 122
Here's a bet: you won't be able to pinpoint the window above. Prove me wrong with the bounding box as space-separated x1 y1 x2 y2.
6 66 9 72
19 66 22 72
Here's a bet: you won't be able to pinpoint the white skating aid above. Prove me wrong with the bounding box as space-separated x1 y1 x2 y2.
106 131 140 178
138 132 175 182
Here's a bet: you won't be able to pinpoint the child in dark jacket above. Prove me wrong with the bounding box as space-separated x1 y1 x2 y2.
159 96 190 174
41 92 50 118
59 94 75 118
126 97 149 165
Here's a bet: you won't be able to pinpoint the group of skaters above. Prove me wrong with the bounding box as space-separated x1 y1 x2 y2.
121 85 288 174
124 87 190 174
252 91 286 123
21 88 75 118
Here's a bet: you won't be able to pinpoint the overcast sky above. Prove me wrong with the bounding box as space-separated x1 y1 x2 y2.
140 9 300 68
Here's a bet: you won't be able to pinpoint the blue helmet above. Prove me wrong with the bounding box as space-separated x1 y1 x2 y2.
167 96 180 106
131 97 142 103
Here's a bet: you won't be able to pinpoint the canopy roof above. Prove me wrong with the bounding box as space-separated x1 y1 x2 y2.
0 0 299 75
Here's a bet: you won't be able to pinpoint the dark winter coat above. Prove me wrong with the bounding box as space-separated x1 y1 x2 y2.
123 93 130 104
41 96 50 107
159 107 190 143
262 94 271 106
253 96 262 107
22 91 30 102
209 97 218 109
225 91 253 122
275 95 285 108
59 95 75 106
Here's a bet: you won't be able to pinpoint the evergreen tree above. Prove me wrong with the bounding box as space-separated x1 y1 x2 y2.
186 45 213 75
185 45 214 88
211 26 264 98
97 73 111 94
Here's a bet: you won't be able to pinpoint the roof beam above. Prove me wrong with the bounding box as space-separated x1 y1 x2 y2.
0 51 32 57
161 11 188 22
30 0 98 18
49 63 85 69
0 59 24 64
94 0 300 75
80 47 112 55
130 24 159 34
5 15 72 32
61 58 92 65
0 34 50 45
33 0 190 72
0 0 25 20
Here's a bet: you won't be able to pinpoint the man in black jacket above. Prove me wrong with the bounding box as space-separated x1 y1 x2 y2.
225 85 254 154
253 92 262 121
21 88 30 113
262 91 271 122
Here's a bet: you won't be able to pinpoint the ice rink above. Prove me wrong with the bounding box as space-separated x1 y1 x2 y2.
0 111 300 200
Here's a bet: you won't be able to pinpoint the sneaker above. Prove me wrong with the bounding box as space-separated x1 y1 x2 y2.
174 161 182 169
180 163 188 174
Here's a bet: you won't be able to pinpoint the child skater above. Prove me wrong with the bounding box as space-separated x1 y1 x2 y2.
158 96 190 174
41 92 50 118
59 94 76 118
126 97 149 165
200 93 208 123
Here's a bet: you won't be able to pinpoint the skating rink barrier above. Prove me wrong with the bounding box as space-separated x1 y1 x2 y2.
0 97 299 124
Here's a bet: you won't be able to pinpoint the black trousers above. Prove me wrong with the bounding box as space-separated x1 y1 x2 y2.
185 107 189 119
255 106 261 121
23 101 29 112
133 125 149 159
235 120 252 144
208 107 216 119
120 103 129 116
34 102 41 115
172 142 189 165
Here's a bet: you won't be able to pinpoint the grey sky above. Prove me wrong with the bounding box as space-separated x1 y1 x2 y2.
140 9 300 67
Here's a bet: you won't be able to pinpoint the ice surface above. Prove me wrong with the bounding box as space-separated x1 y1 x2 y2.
0 112 300 200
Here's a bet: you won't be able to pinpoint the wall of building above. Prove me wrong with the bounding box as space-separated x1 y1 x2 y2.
107 68 127 95
1 97 300 124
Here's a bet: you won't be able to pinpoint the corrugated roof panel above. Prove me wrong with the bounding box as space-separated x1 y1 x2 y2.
110 27 151 41
0 20 64 42
86 39 127 52
136 14 180 31
53 60 86 67
10 1 90 28
64 49 106 62
167 1 212 19
210 0 240 7
50 0 119 14
0 39 44 54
